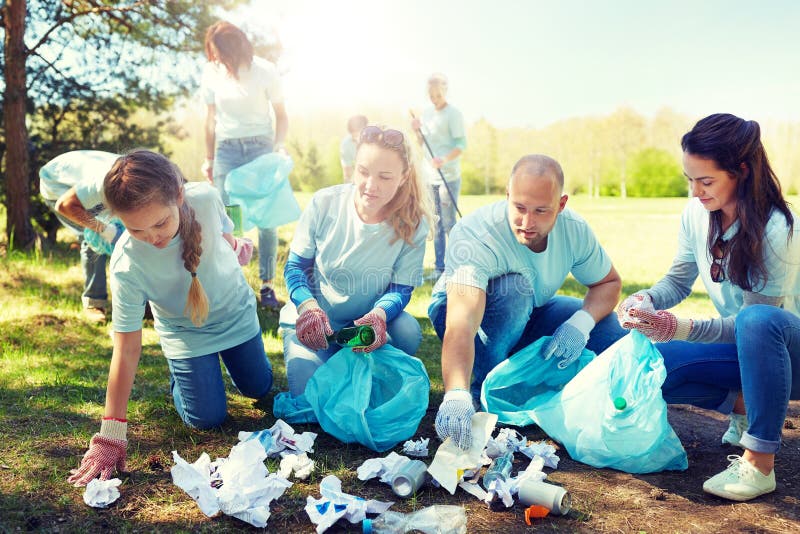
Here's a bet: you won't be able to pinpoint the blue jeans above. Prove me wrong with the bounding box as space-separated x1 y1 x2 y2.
282 311 423 396
213 135 278 281
431 177 461 273
167 333 273 429
658 305 800 454
428 273 627 399
45 199 108 309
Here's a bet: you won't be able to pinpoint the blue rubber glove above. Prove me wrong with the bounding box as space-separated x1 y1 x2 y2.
544 309 595 369
83 219 124 256
435 389 475 450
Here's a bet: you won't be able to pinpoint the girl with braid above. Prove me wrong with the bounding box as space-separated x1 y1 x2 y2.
69 150 272 486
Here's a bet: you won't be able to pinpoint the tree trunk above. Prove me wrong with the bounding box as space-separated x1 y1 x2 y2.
3 0 35 250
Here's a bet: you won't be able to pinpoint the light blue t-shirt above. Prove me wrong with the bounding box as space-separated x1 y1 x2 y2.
433 200 612 307
676 198 800 317
110 182 257 359
39 150 119 206
421 104 466 182
283 184 429 330
200 56 284 142
340 135 357 170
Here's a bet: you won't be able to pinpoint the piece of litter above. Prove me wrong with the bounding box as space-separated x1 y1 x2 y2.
239 419 317 457
525 504 550 524
485 428 526 459
457 480 488 501
401 437 430 457
278 452 315 480
357 452 411 484
305 475 393 534
83 478 122 508
428 412 498 494
518 440 560 469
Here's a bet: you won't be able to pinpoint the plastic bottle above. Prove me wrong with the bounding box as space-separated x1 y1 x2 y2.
362 504 467 534
482 449 514 490
225 204 244 237
327 325 375 347
613 396 627 410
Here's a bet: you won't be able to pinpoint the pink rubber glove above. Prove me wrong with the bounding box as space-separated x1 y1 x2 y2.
232 237 254 266
296 302 333 351
624 308 693 343
353 308 388 353
68 419 127 487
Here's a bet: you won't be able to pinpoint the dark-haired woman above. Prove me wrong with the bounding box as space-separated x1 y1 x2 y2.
619 113 799 501
201 20 288 308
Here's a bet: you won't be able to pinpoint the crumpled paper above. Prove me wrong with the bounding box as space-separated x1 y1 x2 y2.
83 478 122 508
519 440 560 469
170 439 292 527
401 437 430 457
239 418 317 457
485 455 548 508
485 428 527 459
357 452 412 484
428 412 498 494
278 452 315 480
305 475 393 534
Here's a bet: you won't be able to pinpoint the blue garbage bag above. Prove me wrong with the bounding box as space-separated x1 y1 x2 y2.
272 391 317 424
303 345 430 452
481 331 687 473
224 153 301 230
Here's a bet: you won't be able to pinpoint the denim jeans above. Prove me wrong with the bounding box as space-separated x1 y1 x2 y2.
658 304 800 454
282 311 423 396
213 135 278 281
431 177 461 273
167 333 272 429
45 199 108 309
428 273 627 399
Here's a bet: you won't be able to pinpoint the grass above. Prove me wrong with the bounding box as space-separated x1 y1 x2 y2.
0 194 795 533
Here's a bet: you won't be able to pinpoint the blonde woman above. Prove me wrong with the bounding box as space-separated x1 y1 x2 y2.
281 126 432 396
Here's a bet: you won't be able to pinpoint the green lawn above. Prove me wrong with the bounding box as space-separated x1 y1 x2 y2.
0 195 794 532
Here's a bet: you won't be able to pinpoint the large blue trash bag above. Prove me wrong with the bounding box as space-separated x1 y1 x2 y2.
303 345 430 452
482 331 688 473
224 153 301 229
272 391 317 424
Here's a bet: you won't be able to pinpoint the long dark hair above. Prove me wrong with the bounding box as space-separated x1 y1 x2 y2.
681 113 794 291
204 21 253 80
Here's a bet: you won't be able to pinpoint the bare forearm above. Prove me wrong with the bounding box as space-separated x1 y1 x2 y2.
441 327 476 391
55 189 103 232
583 279 622 322
104 332 142 419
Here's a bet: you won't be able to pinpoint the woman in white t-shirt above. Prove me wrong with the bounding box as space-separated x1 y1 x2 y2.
68 150 272 486
619 113 799 501
201 20 289 309
281 126 432 396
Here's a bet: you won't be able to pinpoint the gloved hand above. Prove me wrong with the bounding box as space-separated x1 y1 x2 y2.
67 419 127 487
435 389 475 450
83 220 124 256
352 308 387 353
295 300 333 351
544 309 595 369
232 237 254 266
617 291 655 325
201 158 214 183
623 308 693 343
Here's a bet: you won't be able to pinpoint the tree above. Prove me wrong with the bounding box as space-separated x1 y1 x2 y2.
0 0 242 250
626 148 686 197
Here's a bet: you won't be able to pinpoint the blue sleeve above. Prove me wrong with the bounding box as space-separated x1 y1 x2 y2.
452 136 467 151
374 283 414 321
284 251 314 307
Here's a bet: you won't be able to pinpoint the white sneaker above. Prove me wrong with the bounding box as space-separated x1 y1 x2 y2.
703 455 776 501
721 413 748 448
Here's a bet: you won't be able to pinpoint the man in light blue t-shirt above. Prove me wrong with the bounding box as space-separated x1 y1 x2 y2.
39 150 122 323
340 115 368 183
429 154 627 449
412 73 466 279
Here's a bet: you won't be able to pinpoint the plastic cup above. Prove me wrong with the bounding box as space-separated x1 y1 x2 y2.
391 460 428 497
517 480 571 515
225 204 243 237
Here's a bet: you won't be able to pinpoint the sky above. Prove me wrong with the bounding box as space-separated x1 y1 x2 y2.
228 0 800 128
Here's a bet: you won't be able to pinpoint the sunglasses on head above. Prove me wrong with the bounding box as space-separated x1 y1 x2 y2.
710 236 728 283
359 125 404 148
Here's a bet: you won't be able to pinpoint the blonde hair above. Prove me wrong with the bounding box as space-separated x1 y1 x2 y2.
357 127 433 245
103 150 209 326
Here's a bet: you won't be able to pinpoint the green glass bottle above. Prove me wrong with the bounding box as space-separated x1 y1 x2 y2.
327 325 375 348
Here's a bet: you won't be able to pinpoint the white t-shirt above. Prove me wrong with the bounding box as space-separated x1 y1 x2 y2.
433 200 612 307
284 184 429 330
110 182 258 359
676 197 800 317
200 56 284 141
39 150 119 206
